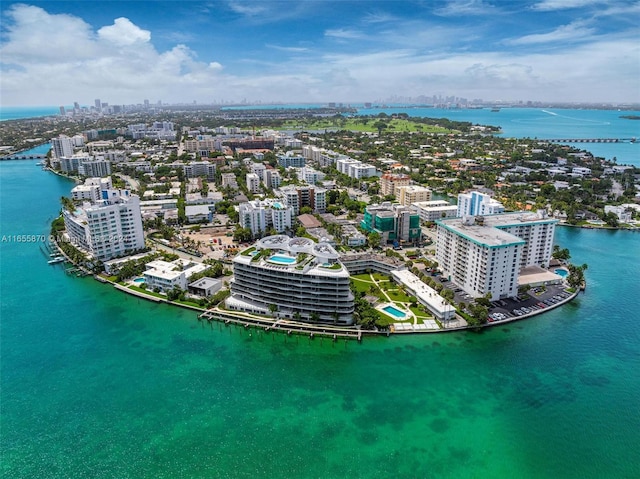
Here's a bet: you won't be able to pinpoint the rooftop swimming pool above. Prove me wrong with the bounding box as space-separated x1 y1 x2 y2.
555 268 568 277
382 305 407 319
268 255 297 264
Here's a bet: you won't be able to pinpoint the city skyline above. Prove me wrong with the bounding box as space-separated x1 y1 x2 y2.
1 0 639 107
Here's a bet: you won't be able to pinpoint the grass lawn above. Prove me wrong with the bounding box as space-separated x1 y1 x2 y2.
129 284 165 299
375 313 396 328
409 305 430 317
174 299 204 309
351 278 374 294
351 273 374 281
387 289 414 303
371 273 391 282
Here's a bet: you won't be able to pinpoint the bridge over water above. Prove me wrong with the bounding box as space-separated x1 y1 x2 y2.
0 153 48 161
540 138 636 144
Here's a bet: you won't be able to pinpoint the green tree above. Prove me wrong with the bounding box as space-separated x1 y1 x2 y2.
367 231 382 249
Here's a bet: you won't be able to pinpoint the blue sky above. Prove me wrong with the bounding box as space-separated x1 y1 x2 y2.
1 1 638 106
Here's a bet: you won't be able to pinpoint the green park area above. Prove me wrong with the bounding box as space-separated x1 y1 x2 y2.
280 117 455 134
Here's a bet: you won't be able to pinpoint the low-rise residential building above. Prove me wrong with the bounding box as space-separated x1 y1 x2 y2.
411 200 458 222
396 185 432 206
391 270 456 321
185 204 214 223
188 277 222 297
143 259 207 292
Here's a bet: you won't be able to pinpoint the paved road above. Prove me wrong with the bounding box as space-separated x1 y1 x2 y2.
115 173 140 191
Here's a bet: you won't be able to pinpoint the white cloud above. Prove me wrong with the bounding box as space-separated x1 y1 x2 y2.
434 0 497 16
325 29 367 40
97 18 151 46
506 21 596 45
266 44 310 52
226 2 267 16
531 0 605 11
0 5 228 105
0 4 637 105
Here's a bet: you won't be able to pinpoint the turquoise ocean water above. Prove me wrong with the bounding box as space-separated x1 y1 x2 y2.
0 106 63 121
1 111 639 478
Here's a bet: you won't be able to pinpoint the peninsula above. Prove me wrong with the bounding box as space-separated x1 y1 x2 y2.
6 107 635 336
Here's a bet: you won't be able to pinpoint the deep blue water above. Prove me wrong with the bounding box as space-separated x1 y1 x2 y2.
358 107 640 166
1 155 639 478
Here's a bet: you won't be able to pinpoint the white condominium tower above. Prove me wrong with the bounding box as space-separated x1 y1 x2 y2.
51 135 74 158
63 190 145 261
238 199 294 238
457 191 504 217
227 235 354 325
436 211 557 300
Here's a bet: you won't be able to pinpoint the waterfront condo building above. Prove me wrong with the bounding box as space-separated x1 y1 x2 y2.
227 235 354 324
360 202 421 245
457 191 505 217
380 173 411 197
435 211 558 300
63 190 145 261
51 135 74 158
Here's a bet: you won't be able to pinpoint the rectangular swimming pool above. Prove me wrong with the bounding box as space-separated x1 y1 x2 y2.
382 305 406 319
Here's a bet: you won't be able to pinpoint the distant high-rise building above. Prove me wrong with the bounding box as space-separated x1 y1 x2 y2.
73 102 80 110
94 99 101 110
144 99 149 109
59 106 66 116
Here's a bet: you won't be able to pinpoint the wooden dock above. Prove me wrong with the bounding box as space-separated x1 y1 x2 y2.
199 310 364 341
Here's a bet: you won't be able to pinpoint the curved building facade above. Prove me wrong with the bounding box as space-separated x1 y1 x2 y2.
227 235 354 325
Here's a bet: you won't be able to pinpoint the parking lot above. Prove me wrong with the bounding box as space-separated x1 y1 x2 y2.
434 274 573 323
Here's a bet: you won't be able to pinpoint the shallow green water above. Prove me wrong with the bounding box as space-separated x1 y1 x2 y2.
1 160 639 478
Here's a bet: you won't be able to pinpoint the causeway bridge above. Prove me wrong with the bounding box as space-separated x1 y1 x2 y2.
540 138 636 144
0 153 48 161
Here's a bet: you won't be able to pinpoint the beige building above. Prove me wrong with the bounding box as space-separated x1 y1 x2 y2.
396 185 432 205
380 173 411 197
